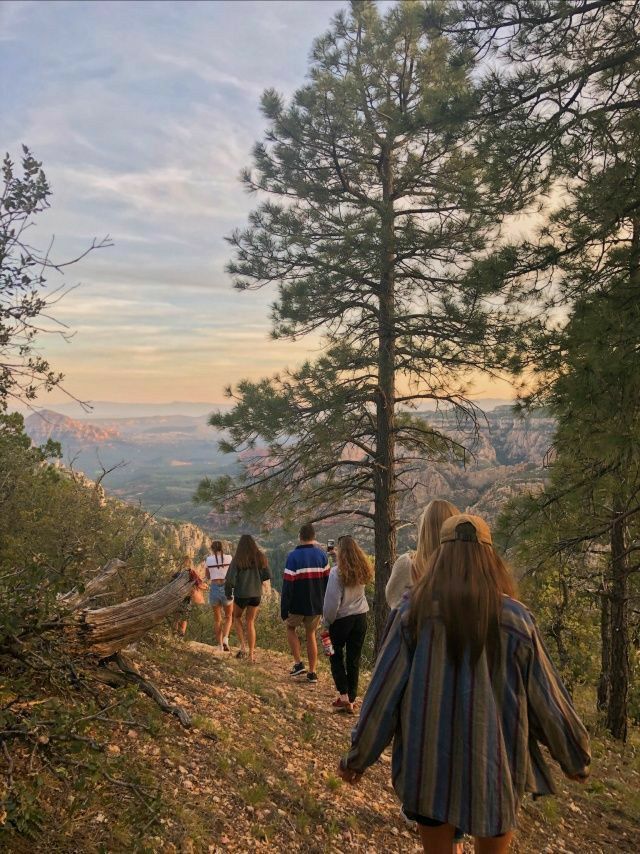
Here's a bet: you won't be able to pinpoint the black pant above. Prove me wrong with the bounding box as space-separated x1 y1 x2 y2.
329 613 367 702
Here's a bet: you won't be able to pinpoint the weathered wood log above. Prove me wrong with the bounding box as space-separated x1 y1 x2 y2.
67 571 194 658
58 567 197 727
60 558 127 610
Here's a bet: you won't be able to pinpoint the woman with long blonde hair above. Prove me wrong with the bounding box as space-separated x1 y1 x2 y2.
385 499 459 610
340 515 590 854
323 535 373 713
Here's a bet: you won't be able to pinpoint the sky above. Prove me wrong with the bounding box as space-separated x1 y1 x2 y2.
2 0 515 413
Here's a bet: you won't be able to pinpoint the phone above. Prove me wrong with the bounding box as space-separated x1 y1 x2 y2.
327 539 335 552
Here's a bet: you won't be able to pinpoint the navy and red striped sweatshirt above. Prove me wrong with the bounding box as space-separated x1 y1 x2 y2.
281 543 330 619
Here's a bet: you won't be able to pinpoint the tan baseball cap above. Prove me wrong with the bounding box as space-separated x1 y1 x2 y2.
440 513 493 546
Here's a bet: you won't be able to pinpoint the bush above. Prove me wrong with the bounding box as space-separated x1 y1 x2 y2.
0 414 186 839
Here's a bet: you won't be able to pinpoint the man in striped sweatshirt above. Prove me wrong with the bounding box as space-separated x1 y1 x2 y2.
281 523 330 683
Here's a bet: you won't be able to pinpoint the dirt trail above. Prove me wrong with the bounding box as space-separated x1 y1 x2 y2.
127 638 638 853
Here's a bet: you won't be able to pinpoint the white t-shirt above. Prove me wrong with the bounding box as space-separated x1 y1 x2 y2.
205 553 232 581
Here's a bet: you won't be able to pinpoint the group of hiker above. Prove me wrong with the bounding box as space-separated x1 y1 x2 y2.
179 521 373 705
177 501 591 854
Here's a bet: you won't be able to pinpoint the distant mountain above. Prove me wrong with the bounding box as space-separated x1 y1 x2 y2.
20 398 513 420
24 411 219 449
23 401 230 419
25 410 122 445
22 404 554 535
414 397 514 413
398 406 555 527
23 409 232 529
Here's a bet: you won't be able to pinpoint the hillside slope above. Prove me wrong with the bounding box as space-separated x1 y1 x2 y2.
10 636 635 853
143 643 638 854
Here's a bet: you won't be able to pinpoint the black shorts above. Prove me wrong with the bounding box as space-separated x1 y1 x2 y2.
403 810 464 841
403 809 504 840
234 596 261 609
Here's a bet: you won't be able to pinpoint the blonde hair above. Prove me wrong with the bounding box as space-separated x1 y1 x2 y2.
337 536 374 587
411 499 460 583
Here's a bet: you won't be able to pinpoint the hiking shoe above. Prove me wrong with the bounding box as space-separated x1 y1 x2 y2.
289 662 306 678
332 698 353 713
222 642 230 652
306 671 318 684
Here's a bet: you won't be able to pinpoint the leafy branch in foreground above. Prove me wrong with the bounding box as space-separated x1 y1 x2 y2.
0 146 111 411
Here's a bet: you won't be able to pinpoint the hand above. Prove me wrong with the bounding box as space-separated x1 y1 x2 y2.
338 759 363 785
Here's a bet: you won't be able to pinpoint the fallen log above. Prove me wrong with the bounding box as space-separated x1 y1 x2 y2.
67 570 194 658
59 558 127 610
62 568 197 727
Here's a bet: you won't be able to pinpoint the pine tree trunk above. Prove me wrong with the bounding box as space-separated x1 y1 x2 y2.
373 146 397 649
597 585 611 712
550 577 571 690
604 227 638 737
605 507 630 740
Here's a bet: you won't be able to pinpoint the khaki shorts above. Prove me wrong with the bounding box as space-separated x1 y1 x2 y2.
286 614 321 631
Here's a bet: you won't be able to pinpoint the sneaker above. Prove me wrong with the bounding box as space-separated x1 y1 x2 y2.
332 697 353 713
236 650 246 659
222 642 230 652
306 671 318 684
289 662 306 678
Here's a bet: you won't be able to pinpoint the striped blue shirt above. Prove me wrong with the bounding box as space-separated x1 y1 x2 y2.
344 597 590 837
281 543 330 618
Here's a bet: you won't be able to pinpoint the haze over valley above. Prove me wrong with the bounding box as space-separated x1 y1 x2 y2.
24 402 554 539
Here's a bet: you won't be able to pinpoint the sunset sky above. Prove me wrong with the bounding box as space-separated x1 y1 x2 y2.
2 0 515 413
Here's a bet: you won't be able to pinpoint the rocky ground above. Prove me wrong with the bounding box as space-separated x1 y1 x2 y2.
125 639 638 853
4 635 638 852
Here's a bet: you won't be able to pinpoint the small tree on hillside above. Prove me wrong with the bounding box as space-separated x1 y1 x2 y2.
200 1 536 641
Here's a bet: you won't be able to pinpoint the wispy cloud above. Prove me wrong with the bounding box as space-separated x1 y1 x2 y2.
1 0 360 407
150 50 265 98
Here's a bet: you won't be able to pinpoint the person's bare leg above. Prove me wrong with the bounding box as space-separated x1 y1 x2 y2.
223 602 233 645
306 626 318 673
453 843 464 854
233 604 246 652
418 823 455 854
287 626 302 664
474 831 514 854
246 605 259 661
212 604 222 646
175 619 187 636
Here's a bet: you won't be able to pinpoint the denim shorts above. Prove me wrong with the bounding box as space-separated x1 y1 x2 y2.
208 584 231 607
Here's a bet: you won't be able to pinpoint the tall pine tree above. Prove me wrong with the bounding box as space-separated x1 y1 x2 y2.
200 1 534 641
